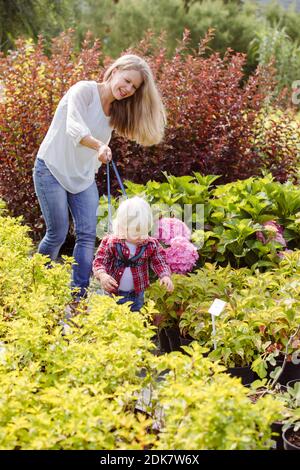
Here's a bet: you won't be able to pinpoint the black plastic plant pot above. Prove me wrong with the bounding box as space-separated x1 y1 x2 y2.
158 328 193 353
268 360 300 386
158 328 172 353
286 379 300 388
180 335 194 347
283 427 300 450
227 366 256 385
165 326 181 352
279 362 300 386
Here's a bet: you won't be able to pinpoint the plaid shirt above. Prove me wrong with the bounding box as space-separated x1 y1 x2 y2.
93 235 171 294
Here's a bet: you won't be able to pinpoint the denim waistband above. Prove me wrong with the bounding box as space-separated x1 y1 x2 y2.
118 289 136 296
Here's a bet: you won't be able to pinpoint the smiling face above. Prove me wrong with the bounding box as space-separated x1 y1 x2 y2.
110 68 143 100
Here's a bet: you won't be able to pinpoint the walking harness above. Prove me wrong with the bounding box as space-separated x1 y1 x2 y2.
115 243 147 268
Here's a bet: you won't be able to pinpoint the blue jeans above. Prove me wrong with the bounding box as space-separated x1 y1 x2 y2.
33 158 99 298
117 290 145 312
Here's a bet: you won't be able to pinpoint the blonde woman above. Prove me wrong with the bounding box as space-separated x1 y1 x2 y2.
33 54 166 301
93 196 173 312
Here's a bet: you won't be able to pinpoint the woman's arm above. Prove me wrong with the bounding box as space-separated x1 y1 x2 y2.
66 82 112 163
79 135 112 163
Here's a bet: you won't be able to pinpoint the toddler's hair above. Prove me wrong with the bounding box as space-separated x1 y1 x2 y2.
112 196 153 239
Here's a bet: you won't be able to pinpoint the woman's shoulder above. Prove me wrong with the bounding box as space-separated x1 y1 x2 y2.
72 80 96 88
68 80 96 95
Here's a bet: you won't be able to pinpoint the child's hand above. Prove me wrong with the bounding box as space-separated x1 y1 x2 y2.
159 276 174 292
95 271 118 293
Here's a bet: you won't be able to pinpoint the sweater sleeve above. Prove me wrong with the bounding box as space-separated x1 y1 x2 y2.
92 236 113 275
149 239 171 279
66 81 93 146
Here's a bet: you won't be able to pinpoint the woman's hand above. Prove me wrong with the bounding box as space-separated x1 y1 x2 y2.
95 271 118 293
159 276 174 292
97 143 112 163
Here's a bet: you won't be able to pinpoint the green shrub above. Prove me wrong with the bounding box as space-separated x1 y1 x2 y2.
249 25 300 94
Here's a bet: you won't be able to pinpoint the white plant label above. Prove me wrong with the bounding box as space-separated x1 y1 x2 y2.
208 299 227 317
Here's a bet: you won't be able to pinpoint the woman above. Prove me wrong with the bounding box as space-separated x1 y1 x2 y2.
33 54 166 300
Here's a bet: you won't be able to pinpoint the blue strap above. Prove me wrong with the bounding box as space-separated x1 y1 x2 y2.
107 160 128 233
107 161 112 233
112 160 127 198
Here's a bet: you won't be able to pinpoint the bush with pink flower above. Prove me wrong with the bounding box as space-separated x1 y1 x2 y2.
164 236 199 274
155 217 198 274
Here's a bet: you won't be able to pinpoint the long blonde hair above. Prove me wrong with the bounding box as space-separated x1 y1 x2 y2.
104 54 166 146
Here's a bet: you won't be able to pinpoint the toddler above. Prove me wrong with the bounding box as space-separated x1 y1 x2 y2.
93 196 173 311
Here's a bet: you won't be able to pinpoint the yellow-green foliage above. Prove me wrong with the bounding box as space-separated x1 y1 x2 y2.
153 344 283 450
0 213 157 449
0 213 72 324
0 296 159 449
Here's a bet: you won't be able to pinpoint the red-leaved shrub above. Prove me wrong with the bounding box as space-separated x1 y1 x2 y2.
117 30 298 185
